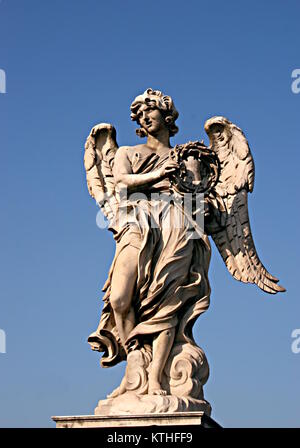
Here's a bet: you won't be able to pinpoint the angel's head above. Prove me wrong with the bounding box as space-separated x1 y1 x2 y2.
130 88 179 138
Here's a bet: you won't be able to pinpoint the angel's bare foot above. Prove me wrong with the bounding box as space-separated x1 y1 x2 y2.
150 388 167 396
148 379 167 396
106 377 127 398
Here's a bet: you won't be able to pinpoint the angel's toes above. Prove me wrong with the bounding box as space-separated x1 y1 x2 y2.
150 388 167 396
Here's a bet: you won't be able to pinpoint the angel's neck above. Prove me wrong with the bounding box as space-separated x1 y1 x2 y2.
146 131 171 151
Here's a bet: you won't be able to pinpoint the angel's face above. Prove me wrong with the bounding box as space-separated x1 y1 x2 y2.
137 103 167 136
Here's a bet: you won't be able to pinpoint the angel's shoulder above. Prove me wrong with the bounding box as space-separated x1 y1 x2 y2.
115 144 146 161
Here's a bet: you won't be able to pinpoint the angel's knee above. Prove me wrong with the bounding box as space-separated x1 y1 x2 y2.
110 293 131 315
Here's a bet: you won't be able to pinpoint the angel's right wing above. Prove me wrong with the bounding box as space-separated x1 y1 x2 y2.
84 123 119 225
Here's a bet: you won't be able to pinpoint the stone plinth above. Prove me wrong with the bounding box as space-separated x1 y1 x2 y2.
52 411 216 428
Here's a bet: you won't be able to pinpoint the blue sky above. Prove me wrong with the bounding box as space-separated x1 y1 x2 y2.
0 0 299 428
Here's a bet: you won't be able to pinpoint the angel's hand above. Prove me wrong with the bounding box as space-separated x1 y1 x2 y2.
159 160 180 178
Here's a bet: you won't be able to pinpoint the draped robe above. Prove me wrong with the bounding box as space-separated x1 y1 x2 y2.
88 148 211 367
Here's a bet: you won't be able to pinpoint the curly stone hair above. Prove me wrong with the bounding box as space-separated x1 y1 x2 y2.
130 88 179 138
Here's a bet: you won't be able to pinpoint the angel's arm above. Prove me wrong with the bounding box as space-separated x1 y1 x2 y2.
113 147 177 192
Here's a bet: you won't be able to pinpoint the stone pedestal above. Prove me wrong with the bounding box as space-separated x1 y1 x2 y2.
52 411 221 428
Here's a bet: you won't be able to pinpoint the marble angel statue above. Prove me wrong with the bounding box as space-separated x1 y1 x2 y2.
83 88 285 415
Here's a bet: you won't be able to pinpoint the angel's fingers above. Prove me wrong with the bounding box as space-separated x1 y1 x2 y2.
165 167 178 173
166 163 180 169
165 165 177 170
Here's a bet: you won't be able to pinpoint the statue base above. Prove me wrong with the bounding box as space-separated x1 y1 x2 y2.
52 392 218 428
94 392 211 415
52 411 220 428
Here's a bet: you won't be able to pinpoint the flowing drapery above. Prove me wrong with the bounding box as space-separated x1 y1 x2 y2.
88 150 211 367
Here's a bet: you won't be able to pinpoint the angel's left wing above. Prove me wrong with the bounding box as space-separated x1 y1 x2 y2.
204 116 285 294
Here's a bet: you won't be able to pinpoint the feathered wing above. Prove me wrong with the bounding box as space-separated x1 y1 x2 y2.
204 116 285 294
84 123 119 226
